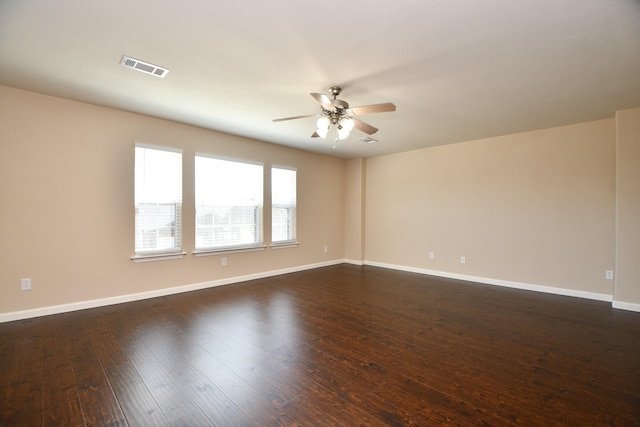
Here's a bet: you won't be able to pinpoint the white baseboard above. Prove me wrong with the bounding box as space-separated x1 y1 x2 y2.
364 260 614 303
612 300 640 312
0 259 343 323
4 259 635 323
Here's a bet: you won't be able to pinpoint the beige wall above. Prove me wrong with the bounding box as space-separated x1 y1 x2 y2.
615 108 640 306
0 85 345 315
2 84 638 317
343 158 366 262
364 119 617 296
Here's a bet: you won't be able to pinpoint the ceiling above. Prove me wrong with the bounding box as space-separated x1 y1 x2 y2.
1 0 639 159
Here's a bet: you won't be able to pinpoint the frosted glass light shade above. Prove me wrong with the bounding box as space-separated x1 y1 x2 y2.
341 117 354 131
316 117 330 138
337 117 354 140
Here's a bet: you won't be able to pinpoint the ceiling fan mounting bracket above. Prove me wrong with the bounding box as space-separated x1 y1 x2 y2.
328 86 343 98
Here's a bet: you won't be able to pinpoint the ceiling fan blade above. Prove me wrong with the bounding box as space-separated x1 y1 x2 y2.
273 114 318 122
353 118 378 135
350 102 396 115
310 93 335 110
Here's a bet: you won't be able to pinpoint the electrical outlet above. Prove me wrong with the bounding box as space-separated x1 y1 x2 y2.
21 278 32 291
460 256 466 264
605 270 614 280
221 257 227 267
323 245 328 253
428 251 435 260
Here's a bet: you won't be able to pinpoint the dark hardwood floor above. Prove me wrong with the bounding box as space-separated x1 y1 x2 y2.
1 264 639 426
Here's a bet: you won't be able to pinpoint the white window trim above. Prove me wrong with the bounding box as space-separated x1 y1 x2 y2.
131 252 187 263
269 241 299 249
194 154 264 252
134 143 183 258
192 245 267 257
271 166 297 244
136 142 183 153
195 152 264 167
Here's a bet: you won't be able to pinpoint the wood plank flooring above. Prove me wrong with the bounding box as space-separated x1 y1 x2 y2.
1 264 639 426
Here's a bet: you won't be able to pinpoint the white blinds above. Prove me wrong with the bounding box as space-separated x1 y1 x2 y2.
271 167 297 243
134 145 182 255
195 155 263 250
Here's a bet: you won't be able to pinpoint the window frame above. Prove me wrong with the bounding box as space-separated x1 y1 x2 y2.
132 144 185 262
194 154 265 255
271 166 298 247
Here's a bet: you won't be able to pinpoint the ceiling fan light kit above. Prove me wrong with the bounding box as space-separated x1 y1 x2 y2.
273 86 396 148
316 116 330 138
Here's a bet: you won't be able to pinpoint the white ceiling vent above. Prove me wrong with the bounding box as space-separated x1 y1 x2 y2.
360 137 378 144
120 56 169 78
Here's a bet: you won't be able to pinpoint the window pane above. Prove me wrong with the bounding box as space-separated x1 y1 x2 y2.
135 146 182 254
195 156 263 250
272 168 296 243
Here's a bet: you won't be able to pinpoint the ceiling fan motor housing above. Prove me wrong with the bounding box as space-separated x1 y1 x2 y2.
332 99 349 110
328 86 349 110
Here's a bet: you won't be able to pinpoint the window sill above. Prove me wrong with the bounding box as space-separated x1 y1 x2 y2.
270 241 299 249
131 252 187 263
193 245 267 257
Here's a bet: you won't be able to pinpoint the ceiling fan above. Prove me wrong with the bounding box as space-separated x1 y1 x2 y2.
273 86 396 146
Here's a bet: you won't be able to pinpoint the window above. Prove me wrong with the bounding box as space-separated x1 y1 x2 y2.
134 145 182 256
272 167 297 244
195 156 263 251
